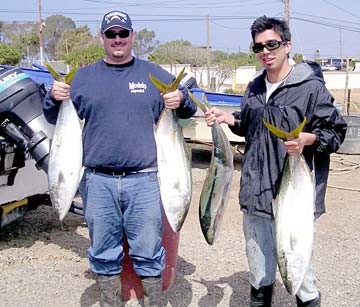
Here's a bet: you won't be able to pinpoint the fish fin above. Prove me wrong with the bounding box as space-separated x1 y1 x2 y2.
149 67 186 94
79 119 85 129
262 117 307 141
187 89 207 113
272 198 278 218
45 62 78 85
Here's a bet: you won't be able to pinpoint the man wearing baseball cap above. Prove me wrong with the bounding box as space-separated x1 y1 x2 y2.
43 9 197 307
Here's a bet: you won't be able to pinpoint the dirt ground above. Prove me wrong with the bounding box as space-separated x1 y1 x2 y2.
0 150 359 307
330 88 360 103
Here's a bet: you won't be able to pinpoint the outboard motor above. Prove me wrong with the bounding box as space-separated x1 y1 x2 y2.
0 67 54 174
180 72 199 90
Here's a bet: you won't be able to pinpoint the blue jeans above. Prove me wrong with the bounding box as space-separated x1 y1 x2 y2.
79 168 165 277
243 214 319 302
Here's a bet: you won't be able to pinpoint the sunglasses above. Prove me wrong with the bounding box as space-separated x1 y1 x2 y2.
252 40 287 53
104 29 131 39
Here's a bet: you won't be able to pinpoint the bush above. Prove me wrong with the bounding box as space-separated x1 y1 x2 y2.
223 88 245 95
0 43 21 66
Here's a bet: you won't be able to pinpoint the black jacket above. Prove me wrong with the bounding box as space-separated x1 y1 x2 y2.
230 61 347 218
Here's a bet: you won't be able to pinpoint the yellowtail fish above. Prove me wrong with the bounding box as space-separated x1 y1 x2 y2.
46 62 83 222
263 118 315 295
149 68 192 232
188 90 234 245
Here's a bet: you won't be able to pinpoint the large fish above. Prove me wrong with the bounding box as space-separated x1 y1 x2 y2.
263 118 315 295
46 63 83 222
149 68 192 232
188 91 234 245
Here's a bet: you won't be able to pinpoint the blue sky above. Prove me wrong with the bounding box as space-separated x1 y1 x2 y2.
1 0 360 60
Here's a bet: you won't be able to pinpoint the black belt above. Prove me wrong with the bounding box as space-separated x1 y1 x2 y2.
90 167 157 177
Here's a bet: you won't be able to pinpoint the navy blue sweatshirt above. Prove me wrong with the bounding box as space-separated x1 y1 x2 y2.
43 58 197 171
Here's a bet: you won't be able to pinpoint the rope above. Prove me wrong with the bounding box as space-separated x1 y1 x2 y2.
329 154 360 174
327 184 360 192
328 153 360 191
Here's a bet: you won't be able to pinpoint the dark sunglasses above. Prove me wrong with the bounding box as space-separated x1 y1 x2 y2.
104 29 131 39
252 40 287 53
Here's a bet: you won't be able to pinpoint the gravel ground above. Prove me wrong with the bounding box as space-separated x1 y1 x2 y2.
0 151 359 307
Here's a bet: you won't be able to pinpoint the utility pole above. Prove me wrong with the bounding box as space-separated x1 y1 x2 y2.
344 56 350 115
284 0 290 24
206 15 211 91
339 28 343 66
38 0 44 66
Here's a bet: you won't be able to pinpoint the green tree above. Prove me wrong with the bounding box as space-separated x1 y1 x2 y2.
293 53 304 64
149 40 193 65
211 50 260 90
212 50 229 64
3 21 38 62
0 42 21 65
55 25 98 59
246 52 262 69
133 28 159 59
43 15 76 60
64 46 104 67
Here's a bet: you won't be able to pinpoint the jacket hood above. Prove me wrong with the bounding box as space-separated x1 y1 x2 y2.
286 60 324 85
251 60 325 87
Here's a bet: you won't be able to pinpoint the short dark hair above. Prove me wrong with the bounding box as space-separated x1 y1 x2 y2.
250 16 291 42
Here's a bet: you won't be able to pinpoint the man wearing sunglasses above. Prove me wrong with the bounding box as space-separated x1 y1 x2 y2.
204 16 346 306
43 10 197 307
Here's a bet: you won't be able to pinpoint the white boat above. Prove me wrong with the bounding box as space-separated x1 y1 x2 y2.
181 88 245 146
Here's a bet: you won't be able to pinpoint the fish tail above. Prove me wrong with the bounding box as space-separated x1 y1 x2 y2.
187 90 207 113
149 67 186 94
45 62 78 85
202 94 212 109
168 67 185 91
262 117 307 140
149 73 169 93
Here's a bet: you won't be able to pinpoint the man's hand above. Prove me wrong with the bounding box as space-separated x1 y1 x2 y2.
284 132 316 155
51 80 70 101
163 89 183 109
204 107 235 127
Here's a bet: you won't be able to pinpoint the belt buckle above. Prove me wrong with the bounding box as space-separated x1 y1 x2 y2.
112 171 126 176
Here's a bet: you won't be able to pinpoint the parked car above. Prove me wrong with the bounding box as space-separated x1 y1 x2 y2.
321 64 338 71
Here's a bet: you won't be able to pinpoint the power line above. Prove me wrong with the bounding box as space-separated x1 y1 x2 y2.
0 0 279 15
320 0 360 20
211 20 249 30
292 17 360 33
2 5 360 50
1 15 259 24
82 0 269 7
292 12 360 26
5 14 360 31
